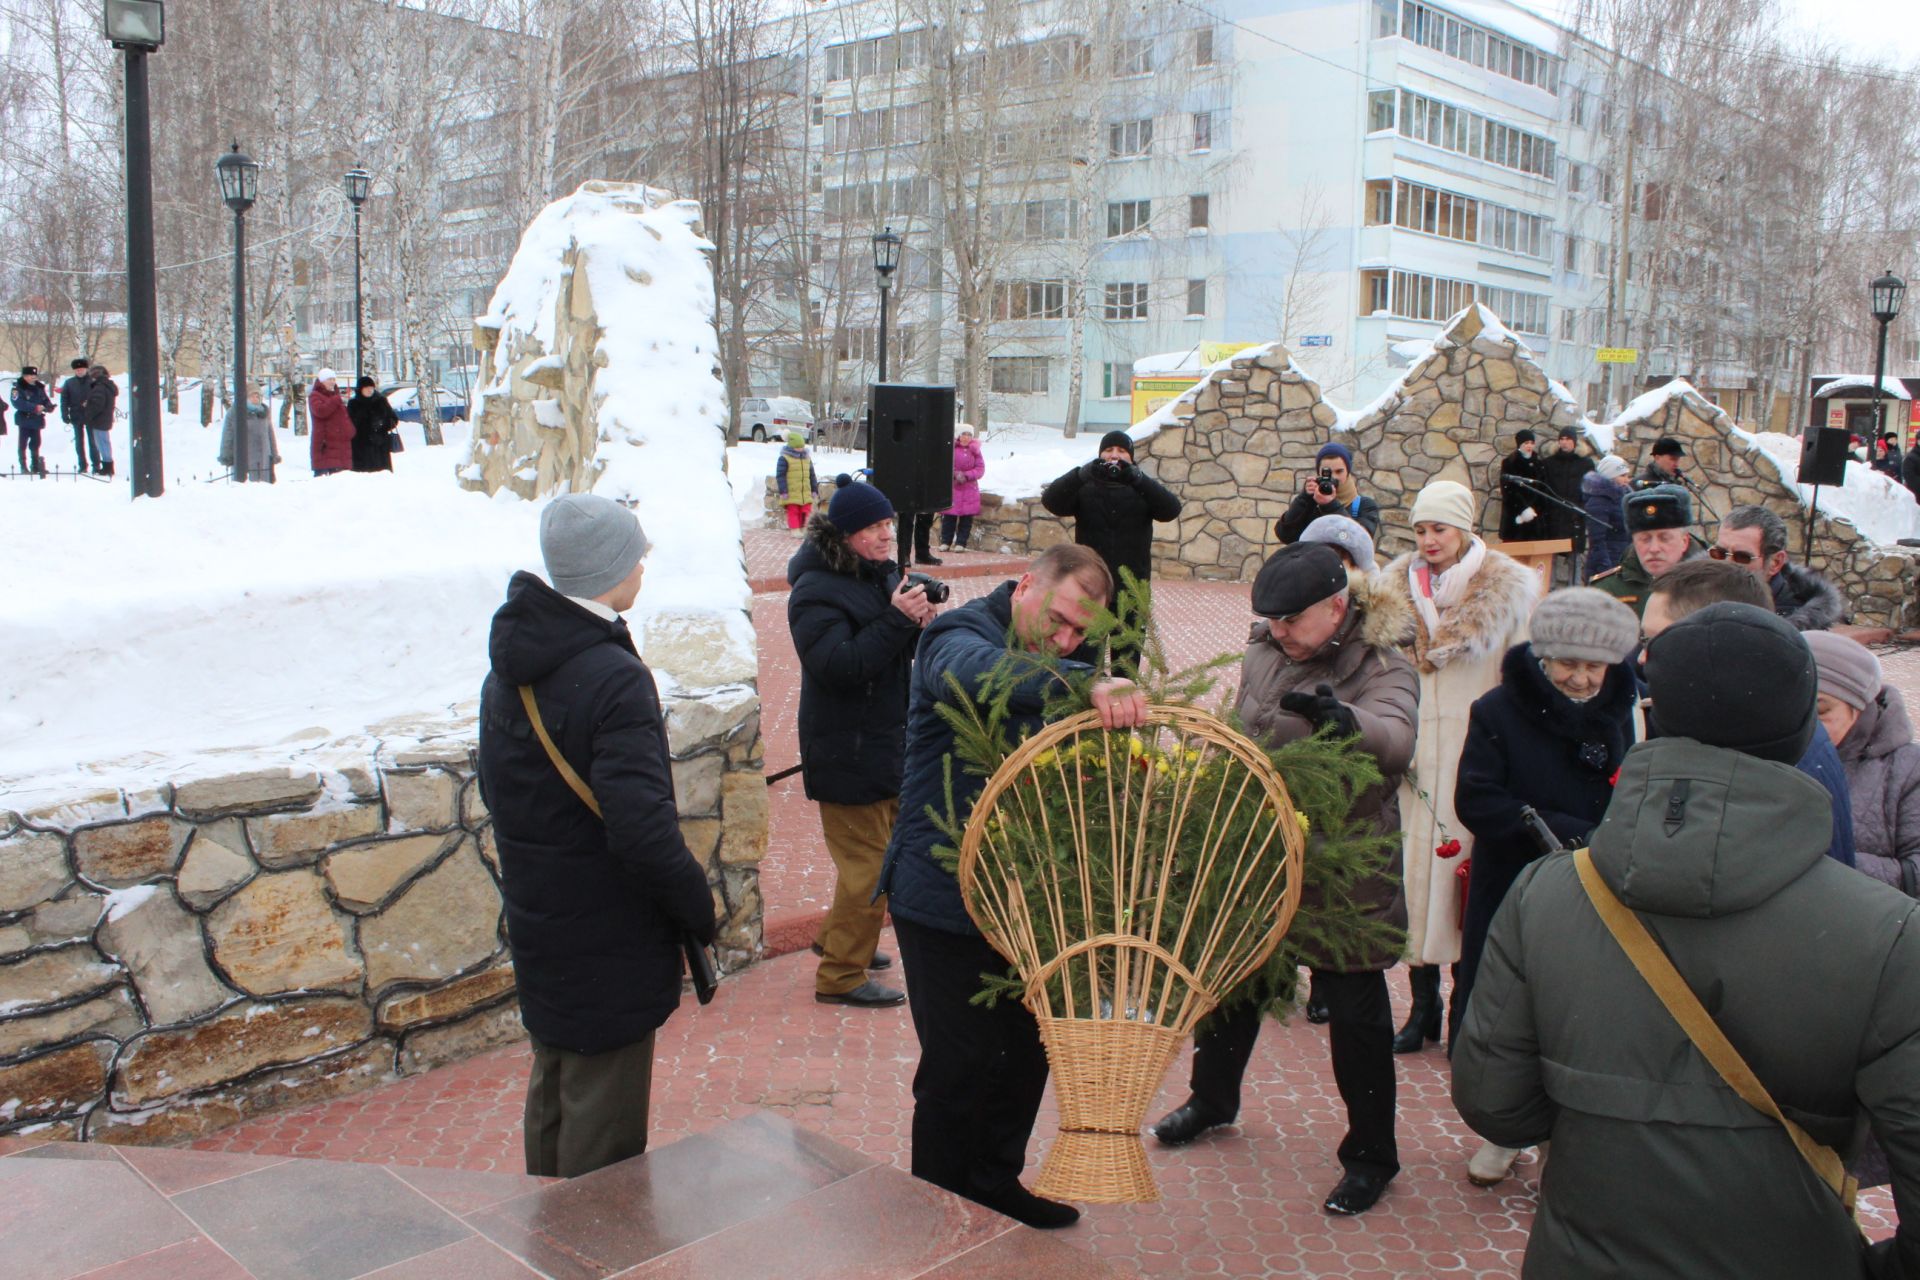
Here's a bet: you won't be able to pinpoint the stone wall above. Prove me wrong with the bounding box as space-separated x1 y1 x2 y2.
0 695 763 1144
954 306 1918 621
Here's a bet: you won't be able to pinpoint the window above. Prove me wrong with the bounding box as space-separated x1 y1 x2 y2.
1109 117 1154 157
1191 111 1213 151
1903 338 1920 365
1480 285 1549 336
1560 310 1577 341
1364 180 1393 225
990 280 1070 321
1569 87 1587 127
1395 1 1560 93
1563 234 1580 272
1188 193 1210 231
1366 90 1395 133
1361 268 1389 315
990 356 1050 394
999 198 1075 240
1102 362 1132 397
1105 282 1149 321
1395 89 1555 177
1194 27 1215 65
824 29 926 81
444 172 507 213
1187 279 1207 316
1107 199 1152 237
825 103 929 153
1115 37 1154 76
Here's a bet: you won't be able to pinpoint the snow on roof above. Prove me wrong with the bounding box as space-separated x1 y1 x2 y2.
1814 375 1912 400
1132 347 1207 377
1427 0 1568 60
474 183 753 678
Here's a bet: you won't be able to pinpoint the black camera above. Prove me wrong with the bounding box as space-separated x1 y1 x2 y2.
1096 459 1130 481
1313 467 1337 496
904 572 950 604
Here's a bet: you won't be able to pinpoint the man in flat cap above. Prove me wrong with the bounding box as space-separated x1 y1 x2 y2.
1152 543 1419 1217
477 494 718 1178
1591 483 1706 617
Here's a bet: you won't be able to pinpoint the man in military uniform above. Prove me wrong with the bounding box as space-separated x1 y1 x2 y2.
1590 484 1707 617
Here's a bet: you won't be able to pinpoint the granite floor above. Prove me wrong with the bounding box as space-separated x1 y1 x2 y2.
0 1113 1117 1279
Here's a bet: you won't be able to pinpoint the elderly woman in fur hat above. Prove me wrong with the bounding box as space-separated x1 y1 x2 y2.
1371 479 1538 1056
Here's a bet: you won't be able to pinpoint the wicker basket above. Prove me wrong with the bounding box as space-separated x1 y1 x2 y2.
958 705 1305 1203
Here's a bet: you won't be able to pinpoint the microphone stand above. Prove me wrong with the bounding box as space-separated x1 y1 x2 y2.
1508 475 1611 584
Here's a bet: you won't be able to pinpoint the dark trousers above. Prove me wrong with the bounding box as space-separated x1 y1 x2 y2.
896 512 934 562
523 1031 656 1178
18 425 42 473
1449 854 1533 1047
1188 970 1399 1179
939 514 974 548
895 916 1050 1202
72 421 95 470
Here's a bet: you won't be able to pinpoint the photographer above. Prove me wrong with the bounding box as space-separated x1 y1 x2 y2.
1040 430 1182 598
1276 443 1381 545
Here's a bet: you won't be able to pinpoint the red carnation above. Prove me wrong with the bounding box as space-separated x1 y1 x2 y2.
1436 838 1463 859
1609 767 1621 788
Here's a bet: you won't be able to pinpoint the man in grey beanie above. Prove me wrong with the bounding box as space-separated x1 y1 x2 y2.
476 493 717 1178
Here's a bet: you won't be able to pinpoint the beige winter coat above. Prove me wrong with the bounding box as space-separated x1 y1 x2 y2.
1371 549 1539 964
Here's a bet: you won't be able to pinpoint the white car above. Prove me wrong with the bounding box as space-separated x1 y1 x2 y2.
380 383 469 423
739 396 815 442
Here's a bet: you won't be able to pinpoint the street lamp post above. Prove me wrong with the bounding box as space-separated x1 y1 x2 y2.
344 167 371 380
104 0 165 497
871 226 901 382
217 144 261 483
1870 268 1906 454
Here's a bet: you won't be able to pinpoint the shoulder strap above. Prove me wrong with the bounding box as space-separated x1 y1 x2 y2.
518 685 602 818
1572 849 1858 1215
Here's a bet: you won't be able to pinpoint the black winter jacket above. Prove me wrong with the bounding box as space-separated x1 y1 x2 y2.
1580 471 1630 578
1040 461 1181 592
78 372 116 431
1275 490 1382 545
878 581 1094 935
476 571 715 1055
1498 449 1549 541
786 511 921 806
347 392 399 473
59 374 86 425
1769 560 1844 630
1541 450 1594 542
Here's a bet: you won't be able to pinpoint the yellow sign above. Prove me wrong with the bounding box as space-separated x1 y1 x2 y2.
1596 348 1639 365
1199 341 1259 364
1131 376 1200 425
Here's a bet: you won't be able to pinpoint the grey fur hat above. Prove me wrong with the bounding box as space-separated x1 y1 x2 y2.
1297 514 1377 572
1529 587 1640 664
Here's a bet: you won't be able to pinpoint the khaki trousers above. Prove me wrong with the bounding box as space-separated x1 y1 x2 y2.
815 798 897 994
523 1031 655 1178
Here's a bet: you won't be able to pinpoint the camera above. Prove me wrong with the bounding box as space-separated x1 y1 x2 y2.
1313 467 1337 496
904 572 950 604
1096 459 1130 481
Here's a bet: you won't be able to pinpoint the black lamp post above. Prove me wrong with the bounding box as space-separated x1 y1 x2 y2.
344 167 372 381
104 0 165 497
871 226 901 382
1870 268 1906 451
217 143 262 483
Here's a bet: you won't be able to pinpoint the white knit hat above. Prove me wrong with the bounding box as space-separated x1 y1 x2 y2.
1595 455 1629 480
316 368 338 384
1409 479 1476 533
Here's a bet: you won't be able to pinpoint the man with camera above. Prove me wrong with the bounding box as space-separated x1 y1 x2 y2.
1041 430 1183 600
788 482 939 1009
1276 443 1382 545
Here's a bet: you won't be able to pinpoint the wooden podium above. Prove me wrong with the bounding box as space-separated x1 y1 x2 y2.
1488 538 1572 594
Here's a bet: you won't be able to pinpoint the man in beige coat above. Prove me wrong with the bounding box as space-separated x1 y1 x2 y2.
1153 543 1419 1216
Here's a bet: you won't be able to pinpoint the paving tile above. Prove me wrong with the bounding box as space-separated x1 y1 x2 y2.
70 1236 253 1279
612 1163 1009 1278
12 1141 127 1162
358 1236 544 1278
168 1160 470 1280
115 1146 291 1197
469 1113 874 1279
0 1158 201 1280
916 1227 1130 1279
384 1163 558 1217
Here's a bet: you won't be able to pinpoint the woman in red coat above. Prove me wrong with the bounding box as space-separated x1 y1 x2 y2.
308 370 354 475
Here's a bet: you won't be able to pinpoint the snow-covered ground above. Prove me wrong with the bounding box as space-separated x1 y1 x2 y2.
1735 427 1920 548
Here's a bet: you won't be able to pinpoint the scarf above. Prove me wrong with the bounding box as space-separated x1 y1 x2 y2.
1334 473 1359 507
1408 534 1487 652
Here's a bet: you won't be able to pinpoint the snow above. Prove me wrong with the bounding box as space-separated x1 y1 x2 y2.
102 885 161 924
1814 375 1912 400
1733 427 1920 548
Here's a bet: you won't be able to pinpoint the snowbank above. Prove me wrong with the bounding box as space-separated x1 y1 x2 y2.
1733 427 1920 548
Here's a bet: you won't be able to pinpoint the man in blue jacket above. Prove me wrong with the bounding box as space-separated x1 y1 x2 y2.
10 366 53 476
879 543 1147 1229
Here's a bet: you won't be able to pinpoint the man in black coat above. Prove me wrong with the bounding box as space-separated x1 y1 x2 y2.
1639 435 1685 488
788 482 934 1008
477 494 716 1179
1712 504 1843 631
79 362 117 478
60 357 94 474
1541 427 1594 536
1497 429 1549 542
1275 442 1382 545
879 543 1147 1230
1039 430 1182 598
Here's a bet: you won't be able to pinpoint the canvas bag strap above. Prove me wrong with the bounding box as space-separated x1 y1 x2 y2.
1572 848 1858 1215
518 685 602 819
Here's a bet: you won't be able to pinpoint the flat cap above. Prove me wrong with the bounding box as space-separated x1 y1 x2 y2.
1252 543 1349 619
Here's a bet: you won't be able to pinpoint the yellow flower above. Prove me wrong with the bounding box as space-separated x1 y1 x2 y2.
1127 736 1145 758
1294 810 1312 834
1033 748 1058 769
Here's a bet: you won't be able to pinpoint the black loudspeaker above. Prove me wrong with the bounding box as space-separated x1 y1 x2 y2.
1799 426 1851 487
868 383 956 513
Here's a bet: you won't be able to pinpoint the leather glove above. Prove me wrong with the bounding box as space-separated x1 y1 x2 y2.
1277 683 1359 738
1079 459 1101 481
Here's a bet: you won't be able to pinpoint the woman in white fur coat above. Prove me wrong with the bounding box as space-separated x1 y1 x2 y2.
1371 479 1538 1054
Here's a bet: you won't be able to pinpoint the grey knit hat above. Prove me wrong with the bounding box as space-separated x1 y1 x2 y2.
540 494 650 599
1805 630 1882 711
1529 588 1640 664
1298 514 1377 571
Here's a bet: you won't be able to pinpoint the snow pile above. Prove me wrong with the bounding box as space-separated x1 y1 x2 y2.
1732 428 1920 548
1814 375 1911 400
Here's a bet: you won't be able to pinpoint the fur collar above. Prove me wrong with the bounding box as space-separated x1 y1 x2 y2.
1370 550 1538 671
801 509 873 577
1347 571 1413 653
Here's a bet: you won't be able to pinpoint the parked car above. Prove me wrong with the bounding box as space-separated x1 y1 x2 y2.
738 396 815 442
380 383 469 423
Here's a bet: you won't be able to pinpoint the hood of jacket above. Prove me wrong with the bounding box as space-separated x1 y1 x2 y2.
1842 683 1915 765
487 569 634 686
788 509 893 585
1589 735 1832 918
1581 470 1624 499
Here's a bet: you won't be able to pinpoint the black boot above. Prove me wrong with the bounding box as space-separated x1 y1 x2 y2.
1391 965 1442 1054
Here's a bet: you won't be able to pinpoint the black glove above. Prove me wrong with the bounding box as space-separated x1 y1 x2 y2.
1277 683 1359 738
1079 459 1101 481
